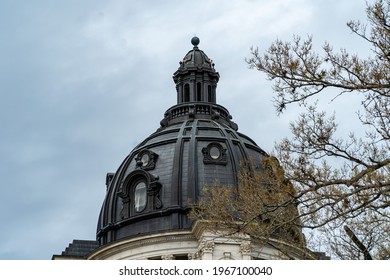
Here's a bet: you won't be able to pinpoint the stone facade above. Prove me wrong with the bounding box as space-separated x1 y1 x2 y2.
87 221 317 260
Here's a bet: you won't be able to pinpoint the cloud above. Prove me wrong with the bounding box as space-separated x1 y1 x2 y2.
0 0 369 259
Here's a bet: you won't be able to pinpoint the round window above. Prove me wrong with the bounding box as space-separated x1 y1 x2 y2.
209 146 221 159
134 181 147 212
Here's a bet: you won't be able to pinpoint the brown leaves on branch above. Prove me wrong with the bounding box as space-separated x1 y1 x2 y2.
189 157 306 248
246 1 389 115
246 0 389 259
194 0 389 259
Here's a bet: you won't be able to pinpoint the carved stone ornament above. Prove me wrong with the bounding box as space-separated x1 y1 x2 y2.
200 241 215 254
159 111 171 129
222 252 233 260
135 149 158 171
161 254 174 260
240 241 252 255
188 252 200 260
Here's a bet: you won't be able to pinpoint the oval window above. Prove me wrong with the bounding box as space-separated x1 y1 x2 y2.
134 181 147 212
209 146 221 159
141 153 150 167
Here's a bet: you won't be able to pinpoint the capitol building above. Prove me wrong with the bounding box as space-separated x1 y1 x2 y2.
52 37 324 260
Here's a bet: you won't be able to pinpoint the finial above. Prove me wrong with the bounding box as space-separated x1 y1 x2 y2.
191 36 200 47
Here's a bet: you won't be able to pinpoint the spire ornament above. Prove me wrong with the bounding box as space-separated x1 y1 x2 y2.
191 36 200 47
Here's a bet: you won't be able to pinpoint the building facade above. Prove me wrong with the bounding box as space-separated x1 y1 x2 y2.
53 37 321 260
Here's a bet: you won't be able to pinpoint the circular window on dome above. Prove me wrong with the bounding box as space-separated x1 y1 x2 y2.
135 150 158 170
134 181 147 212
202 143 227 165
209 145 221 160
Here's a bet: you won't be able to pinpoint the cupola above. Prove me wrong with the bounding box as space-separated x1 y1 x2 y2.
173 36 219 104
88 37 313 260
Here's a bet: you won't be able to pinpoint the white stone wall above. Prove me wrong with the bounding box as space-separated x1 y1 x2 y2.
88 221 316 260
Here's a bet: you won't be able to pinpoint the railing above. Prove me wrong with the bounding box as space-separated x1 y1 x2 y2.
168 103 230 121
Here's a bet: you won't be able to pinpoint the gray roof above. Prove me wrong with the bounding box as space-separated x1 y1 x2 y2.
52 240 99 259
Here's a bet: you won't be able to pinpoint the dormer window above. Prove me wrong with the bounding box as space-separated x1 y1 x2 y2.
118 169 163 220
134 181 147 212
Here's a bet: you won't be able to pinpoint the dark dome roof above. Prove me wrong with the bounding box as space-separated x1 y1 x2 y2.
97 118 267 244
181 36 215 70
96 38 267 245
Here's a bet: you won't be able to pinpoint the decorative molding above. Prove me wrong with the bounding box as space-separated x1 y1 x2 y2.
105 173 115 190
188 252 200 260
200 240 215 254
222 252 234 260
135 150 159 171
161 254 174 260
240 241 252 255
148 179 163 210
159 103 237 130
202 142 227 165
88 231 196 260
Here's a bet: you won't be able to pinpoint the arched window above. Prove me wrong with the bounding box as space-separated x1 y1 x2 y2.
212 85 216 103
134 181 147 212
184 84 190 102
207 85 212 102
197 82 202 101
118 169 163 219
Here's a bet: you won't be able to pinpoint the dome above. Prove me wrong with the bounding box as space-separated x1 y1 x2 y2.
53 37 321 260
97 112 268 245
180 37 215 70
96 38 268 245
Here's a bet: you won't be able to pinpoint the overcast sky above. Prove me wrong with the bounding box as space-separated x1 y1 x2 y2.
0 0 370 259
